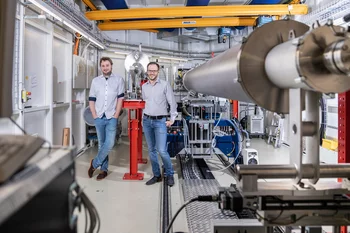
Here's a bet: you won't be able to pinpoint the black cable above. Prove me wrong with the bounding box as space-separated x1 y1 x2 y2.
271 214 309 225
9 117 27 134
84 203 89 233
239 108 256 118
81 191 100 233
91 201 101 233
165 196 218 233
246 207 284 223
82 194 96 233
165 198 197 233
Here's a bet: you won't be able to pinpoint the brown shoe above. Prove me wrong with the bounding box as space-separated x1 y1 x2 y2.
88 159 96 178
97 171 108 181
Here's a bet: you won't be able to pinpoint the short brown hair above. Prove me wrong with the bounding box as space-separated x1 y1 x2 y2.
147 62 160 71
100 57 113 66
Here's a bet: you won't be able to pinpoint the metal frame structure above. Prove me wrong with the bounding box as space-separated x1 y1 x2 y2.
338 91 350 233
182 18 350 230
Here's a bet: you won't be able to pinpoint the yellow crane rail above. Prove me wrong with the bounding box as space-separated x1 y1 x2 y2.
81 0 159 32
86 5 308 21
98 17 257 31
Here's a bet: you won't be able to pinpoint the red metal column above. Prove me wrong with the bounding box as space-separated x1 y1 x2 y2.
233 100 238 118
338 92 350 233
122 100 146 180
137 109 147 164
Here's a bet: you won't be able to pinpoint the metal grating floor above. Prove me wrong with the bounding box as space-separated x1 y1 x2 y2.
182 179 238 233
179 156 205 180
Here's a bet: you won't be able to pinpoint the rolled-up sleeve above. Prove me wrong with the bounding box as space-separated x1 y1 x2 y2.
117 78 125 99
165 82 178 122
89 80 97 102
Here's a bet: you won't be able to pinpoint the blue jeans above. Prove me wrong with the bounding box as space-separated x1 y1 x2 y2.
92 116 117 172
143 117 174 177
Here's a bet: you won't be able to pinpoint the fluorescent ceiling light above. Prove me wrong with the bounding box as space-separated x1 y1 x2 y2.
63 21 105 49
114 51 129 55
28 0 62 22
28 0 105 50
333 17 346 26
159 56 188 61
89 37 105 50
63 21 89 38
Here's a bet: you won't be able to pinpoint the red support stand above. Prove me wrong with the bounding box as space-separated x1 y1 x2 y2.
338 92 350 233
122 100 147 180
232 100 238 119
137 109 147 164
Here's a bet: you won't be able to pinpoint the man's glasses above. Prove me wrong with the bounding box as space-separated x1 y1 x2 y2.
147 70 159 73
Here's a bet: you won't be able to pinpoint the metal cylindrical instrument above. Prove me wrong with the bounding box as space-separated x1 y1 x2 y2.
183 46 252 103
183 20 350 113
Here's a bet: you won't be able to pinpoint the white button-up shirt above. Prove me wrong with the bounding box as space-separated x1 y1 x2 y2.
89 73 125 119
142 78 178 122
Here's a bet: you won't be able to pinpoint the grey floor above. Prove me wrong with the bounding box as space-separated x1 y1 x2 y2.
75 137 188 233
75 137 339 233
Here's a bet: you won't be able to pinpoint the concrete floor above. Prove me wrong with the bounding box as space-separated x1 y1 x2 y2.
75 137 339 233
75 137 188 233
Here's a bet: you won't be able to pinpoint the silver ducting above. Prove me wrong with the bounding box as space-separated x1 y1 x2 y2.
183 19 350 114
183 45 252 103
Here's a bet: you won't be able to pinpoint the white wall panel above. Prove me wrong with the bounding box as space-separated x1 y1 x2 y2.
24 24 49 107
53 107 69 146
72 103 85 150
53 37 68 103
24 110 47 138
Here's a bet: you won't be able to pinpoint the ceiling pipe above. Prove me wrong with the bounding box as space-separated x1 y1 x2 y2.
105 42 212 59
105 39 213 55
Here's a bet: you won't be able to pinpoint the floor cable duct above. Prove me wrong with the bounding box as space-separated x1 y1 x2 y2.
177 154 256 233
160 169 171 233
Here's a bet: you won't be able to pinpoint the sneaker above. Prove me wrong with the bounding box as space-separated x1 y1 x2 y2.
88 159 96 178
146 176 162 185
166 176 175 187
96 171 108 181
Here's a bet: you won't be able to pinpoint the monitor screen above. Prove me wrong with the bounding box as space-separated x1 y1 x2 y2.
0 0 17 118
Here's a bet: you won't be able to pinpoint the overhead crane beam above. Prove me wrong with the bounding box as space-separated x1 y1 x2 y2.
81 0 159 33
86 4 308 21
81 0 98 11
98 17 257 30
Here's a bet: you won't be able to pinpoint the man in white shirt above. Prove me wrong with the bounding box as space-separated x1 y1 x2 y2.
142 62 178 186
88 57 125 180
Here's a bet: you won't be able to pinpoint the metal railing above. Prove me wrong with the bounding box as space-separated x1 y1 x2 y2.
296 0 350 25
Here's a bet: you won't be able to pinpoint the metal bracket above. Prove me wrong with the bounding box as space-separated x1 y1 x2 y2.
305 91 320 184
289 89 303 184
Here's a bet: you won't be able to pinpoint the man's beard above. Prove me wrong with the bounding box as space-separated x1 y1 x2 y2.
103 71 112 77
